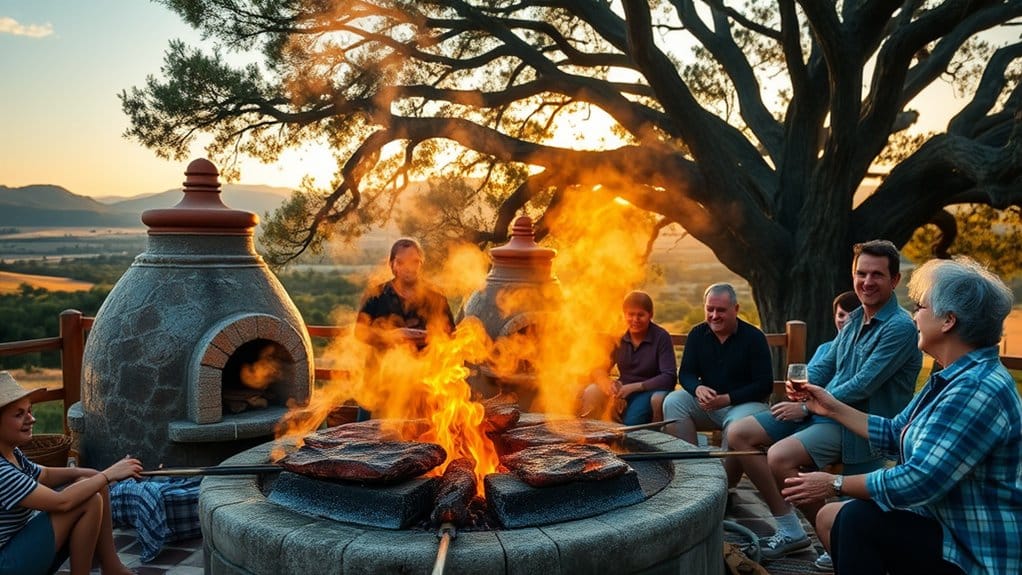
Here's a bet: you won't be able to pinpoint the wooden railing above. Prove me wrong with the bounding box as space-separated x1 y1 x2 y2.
1 311 1018 433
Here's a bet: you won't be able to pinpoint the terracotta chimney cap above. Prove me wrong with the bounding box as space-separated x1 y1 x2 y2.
489 216 556 260
141 158 258 234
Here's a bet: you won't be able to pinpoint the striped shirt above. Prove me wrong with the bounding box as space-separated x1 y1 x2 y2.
866 346 1022 575
0 448 41 548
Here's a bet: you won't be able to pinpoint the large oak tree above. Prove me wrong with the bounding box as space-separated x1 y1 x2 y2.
123 0 1022 348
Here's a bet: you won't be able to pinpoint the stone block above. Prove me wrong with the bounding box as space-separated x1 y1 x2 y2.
268 471 438 530
190 365 223 424
201 344 230 370
485 470 644 529
442 531 508 575
495 528 561 575
210 329 234 354
277 522 363 575
209 502 315 575
341 530 438 575
538 516 628 573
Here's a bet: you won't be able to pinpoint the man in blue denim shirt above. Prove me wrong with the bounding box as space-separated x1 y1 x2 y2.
728 240 921 559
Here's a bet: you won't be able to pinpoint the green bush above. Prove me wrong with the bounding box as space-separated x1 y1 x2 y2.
31 400 64 434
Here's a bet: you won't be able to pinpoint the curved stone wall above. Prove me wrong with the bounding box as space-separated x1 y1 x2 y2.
200 431 726 575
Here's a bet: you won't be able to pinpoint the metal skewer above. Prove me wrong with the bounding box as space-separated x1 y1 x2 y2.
431 522 456 575
612 418 678 433
619 450 762 461
140 464 282 477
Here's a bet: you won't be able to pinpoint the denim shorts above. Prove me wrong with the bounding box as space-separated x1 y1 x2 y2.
754 411 842 469
0 511 64 575
662 390 769 442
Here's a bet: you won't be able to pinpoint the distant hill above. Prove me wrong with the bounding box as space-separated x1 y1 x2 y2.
0 183 294 227
0 185 138 227
108 184 294 218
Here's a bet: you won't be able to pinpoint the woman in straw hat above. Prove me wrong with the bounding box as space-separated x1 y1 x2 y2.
0 371 141 575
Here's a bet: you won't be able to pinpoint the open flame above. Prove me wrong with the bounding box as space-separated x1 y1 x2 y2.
274 317 500 494
275 186 657 497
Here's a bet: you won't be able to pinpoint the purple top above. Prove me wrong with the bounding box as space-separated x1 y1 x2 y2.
613 321 678 392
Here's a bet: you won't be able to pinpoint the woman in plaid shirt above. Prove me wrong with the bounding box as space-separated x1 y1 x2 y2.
782 257 1021 575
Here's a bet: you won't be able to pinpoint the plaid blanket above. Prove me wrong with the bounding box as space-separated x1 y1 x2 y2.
109 477 202 562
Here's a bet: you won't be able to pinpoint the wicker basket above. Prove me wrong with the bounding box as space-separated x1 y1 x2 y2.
23 434 72 467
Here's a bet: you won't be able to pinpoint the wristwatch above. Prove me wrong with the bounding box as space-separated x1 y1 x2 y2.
831 474 844 497
800 402 810 418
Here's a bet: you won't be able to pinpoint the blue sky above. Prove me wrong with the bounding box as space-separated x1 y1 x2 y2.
0 1 1017 199
1 1 211 197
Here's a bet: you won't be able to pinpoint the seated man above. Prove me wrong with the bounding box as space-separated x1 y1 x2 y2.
355 237 455 348
661 283 773 485
727 240 921 560
580 291 677 425
353 238 455 419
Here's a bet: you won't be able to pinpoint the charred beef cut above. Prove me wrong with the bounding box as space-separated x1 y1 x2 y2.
499 420 621 453
430 457 477 526
482 394 520 434
303 419 431 448
499 442 631 487
280 440 446 483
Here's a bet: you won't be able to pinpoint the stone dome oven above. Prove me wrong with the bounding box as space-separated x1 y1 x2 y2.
460 216 562 405
73 159 313 469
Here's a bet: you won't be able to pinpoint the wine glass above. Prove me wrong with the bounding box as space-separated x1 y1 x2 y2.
787 363 809 397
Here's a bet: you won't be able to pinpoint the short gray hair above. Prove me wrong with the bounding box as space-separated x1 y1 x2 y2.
704 283 738 306
908 257 1014 348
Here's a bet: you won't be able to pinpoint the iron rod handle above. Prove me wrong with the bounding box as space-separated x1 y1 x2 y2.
140 464 282 477
618 450 763 461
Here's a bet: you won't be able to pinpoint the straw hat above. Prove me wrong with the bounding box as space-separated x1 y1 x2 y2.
0 371 46 411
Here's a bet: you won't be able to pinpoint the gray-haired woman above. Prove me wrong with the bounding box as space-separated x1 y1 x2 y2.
782 257 1021 575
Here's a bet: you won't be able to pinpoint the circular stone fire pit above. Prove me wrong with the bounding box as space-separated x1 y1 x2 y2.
200 430 727 574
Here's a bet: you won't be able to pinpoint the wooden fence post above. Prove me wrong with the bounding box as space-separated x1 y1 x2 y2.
60 309 84 434
785 320 807 365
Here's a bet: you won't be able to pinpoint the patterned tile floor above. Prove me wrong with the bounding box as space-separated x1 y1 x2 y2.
54 530 204 575
57 477 823 574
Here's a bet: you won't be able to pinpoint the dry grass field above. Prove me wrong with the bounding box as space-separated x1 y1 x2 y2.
0 271 93 293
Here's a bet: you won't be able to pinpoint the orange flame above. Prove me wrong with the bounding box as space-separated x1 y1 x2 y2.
275 186 656 493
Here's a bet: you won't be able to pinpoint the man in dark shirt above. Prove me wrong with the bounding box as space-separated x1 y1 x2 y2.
353 238 455 421
581 291 677 425
355 238 455 348
662 283 773 482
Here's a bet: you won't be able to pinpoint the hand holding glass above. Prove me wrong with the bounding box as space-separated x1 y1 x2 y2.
787 363 809 398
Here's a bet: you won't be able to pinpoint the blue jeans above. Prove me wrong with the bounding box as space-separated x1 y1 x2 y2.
621 390 657 425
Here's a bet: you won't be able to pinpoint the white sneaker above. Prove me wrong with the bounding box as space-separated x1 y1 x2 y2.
814 551 833 571
759 532 812 559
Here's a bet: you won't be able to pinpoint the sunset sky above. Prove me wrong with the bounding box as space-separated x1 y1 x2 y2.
1 1 1017 199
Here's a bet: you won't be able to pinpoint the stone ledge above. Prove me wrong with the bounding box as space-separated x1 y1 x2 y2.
168 407 288 443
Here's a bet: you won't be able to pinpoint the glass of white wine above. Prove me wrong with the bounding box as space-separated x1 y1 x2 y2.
787 363 809 395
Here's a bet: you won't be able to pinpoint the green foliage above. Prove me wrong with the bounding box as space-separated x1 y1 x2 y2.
905 205 1022 279
0 255 136 285
31 401 65 435
0 286 110 369
275 268 363 325
0 254 367 366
